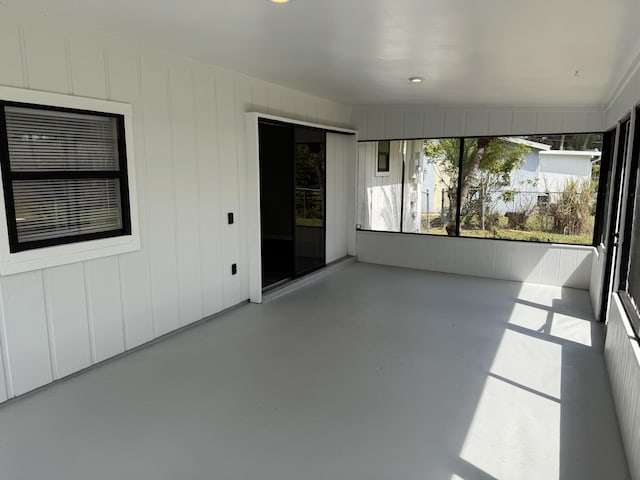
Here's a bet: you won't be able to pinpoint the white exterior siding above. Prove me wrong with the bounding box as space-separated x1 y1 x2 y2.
0 10 352 402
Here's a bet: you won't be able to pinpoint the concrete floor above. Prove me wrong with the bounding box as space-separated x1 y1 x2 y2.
0 262 630 480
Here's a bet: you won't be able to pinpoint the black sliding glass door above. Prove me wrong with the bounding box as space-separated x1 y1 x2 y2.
259 122 295 288
258 121 326 289
294 127 326 276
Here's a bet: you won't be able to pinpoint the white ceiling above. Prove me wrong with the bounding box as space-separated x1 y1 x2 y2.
5 0 640 108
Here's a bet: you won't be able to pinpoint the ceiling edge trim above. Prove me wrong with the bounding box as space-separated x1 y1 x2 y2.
607 47 640 113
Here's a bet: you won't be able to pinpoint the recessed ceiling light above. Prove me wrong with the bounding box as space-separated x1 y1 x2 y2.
271 0 290 3
409 76 424 84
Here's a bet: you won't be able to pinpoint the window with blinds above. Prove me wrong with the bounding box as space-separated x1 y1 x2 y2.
0 102 131 252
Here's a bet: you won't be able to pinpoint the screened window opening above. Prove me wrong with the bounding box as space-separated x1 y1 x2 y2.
0 103 131 252
357 133 606 245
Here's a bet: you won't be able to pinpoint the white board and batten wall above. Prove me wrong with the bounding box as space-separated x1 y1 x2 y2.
0 10 353 403
598 58 640 480
352 105 606 141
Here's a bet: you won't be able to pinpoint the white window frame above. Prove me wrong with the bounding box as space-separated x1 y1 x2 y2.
0 86 140 275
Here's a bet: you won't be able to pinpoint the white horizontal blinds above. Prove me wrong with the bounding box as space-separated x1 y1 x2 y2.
13 179 122 243
2 104 125 247
5 107 119 172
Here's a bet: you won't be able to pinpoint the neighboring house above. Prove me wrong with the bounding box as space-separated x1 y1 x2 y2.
357 140 423 233
418 137 600 215
494 141 600 214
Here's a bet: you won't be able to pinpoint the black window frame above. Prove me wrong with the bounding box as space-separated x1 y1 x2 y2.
377 140 390 173
617 106 640 337
592 128 615 246
0 100 132 253
357 131 607 247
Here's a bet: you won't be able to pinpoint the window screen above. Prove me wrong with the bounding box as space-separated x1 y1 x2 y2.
0 103 131 252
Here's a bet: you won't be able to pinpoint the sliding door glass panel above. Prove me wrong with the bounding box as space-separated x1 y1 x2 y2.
259 122 294 288
294 127 325 275
459 134 602 245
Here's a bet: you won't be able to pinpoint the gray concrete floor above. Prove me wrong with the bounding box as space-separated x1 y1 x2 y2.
0 262 630 480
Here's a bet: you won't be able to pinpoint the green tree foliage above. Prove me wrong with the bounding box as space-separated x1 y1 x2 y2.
522 133 601 151
424 138 530 227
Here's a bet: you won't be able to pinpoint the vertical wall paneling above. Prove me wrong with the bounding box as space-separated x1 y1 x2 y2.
0 271 52 396
281 94 295 119
84 258 125 363
384 109 404 139
351 108 367 140
0 289 12 400
602 52 640 478
67 34 107 98
267 86 283 116
252 82 269 114
235 80 253 300
326 133 351 262
0 11 352 402
356 231 593 289
488 111 512 136
293 95 308 122
316 100 329 124
367 110 385 140
605 296 640 480
423 110 445 138
139 53 180 335
107 40 154 348
216 71 243 307
169 61 204 326
0 22 24 88
562 111 589 133
511 111 538 135
346 136 357 256
22 18 69 94
403 110 424 139
465 111 489 136
536 111 564 134
195 71 225 316
43 265 91 378
444 111 465 137
0 343 6 402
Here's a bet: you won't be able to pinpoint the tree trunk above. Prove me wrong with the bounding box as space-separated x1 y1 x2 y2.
458 137 491 212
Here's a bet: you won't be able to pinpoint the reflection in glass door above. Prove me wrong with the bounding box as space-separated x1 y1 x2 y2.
294 127 326 276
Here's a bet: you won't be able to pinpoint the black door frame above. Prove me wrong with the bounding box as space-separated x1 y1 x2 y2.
600 117 631 322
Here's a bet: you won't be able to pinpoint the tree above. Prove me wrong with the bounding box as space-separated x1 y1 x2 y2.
522 133 602 151
424 138 530 232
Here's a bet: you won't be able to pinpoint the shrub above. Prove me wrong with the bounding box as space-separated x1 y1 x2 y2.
549 179 596 236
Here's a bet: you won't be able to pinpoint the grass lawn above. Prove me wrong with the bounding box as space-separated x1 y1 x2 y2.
420 213 593 245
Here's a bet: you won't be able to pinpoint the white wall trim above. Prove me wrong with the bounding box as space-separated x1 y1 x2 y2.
606 48 640 113
250 112 357 135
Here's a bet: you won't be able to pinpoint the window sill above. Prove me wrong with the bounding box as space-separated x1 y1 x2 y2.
0 234 140 275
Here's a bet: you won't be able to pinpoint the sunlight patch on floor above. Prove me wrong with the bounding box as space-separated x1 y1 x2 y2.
548 315 593 347
459 323 562 479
